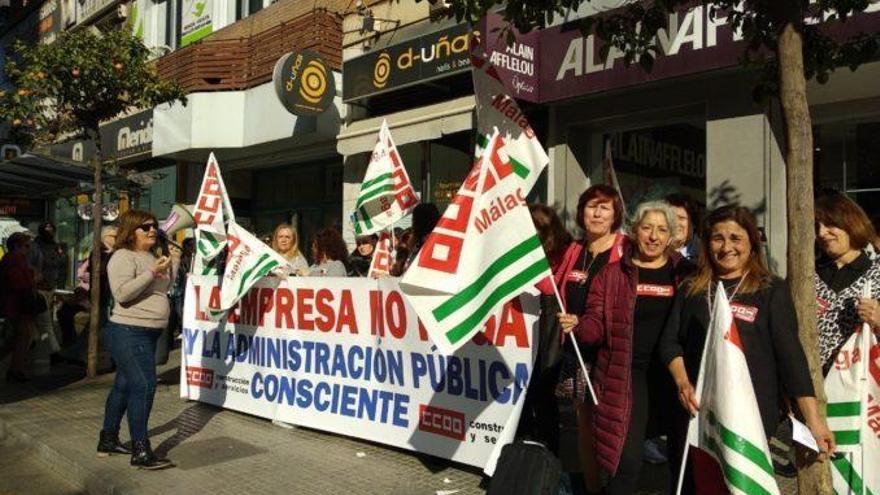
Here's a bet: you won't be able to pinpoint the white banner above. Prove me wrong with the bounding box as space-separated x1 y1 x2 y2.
181 275 539 474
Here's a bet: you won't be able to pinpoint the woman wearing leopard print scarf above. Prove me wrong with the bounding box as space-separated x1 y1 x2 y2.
815 192 880 375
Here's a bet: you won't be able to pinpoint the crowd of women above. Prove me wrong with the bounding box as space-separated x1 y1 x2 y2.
5 184 878 486
518 185 880 494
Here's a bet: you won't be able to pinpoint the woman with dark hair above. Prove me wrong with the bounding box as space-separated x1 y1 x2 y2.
309 228 350 277
558 201 692 494
98 209 173 469
666 193 701 262
349 234 378 277
0 232 39 382
658 205 833 493
544 184 626 491
814 192 880 373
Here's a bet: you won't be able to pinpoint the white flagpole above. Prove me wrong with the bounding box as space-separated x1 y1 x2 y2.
550 281 598 406
860 281 872 495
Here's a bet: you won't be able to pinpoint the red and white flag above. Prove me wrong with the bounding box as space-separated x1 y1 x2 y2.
367 230 393 279
680 283 780 495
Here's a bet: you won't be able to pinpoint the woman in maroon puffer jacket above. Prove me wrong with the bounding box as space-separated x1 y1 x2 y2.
559 200 693 494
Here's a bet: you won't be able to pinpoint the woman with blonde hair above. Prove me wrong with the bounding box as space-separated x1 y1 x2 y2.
271 223 308 275
658 205 833 493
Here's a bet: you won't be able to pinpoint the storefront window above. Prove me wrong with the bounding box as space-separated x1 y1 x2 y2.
607 123 706 211
814 119 880 222
429 131 474 211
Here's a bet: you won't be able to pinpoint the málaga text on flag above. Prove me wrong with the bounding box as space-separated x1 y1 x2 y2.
367 230 393 278
212 220 287 313
192 153 235 275
399 131 551 354
825 284 879 495
471 46 548 193
681 283 780 495
351 120 419 236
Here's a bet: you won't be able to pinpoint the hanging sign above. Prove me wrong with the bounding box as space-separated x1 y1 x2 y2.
272 50 336 116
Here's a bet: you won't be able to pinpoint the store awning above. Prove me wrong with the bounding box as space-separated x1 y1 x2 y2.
0 153 118 197
336 95 475 156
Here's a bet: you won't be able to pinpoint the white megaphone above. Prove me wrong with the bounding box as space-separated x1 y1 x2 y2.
161 204 195 237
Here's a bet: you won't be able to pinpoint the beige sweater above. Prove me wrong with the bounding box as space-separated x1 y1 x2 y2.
107 249 172 329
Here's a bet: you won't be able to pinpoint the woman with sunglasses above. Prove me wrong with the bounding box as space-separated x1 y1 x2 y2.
97 209 174 470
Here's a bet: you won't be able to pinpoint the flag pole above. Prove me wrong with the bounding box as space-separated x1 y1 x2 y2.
550 281 598 406
860 281 872 495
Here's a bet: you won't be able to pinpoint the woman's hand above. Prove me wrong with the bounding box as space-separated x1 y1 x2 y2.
806 418 836 462
857 298 880 330
676 379 700 416
557 313 579 333
152 255 171 275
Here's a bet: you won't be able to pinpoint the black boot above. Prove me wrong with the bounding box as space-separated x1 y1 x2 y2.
130 439 173 470
97 430 131 457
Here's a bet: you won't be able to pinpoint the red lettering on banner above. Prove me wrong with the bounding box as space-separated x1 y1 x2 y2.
275 288 294 329
315 289 335 332
417 319 429 341
418 404 465 440
472 300 529 348
370 290 384 336
208 286 221 314
297 289 315 331
194 285 207 320
239 289 259 325
186 366 214 389
257 288 274 326
636 284 674 297
337 290 358 334
385 291 406 339
730 303 758 323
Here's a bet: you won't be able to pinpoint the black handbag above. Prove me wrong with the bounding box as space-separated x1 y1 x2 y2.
488 440 562 495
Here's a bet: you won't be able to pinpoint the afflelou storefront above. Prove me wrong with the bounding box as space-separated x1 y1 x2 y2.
340 4 880 273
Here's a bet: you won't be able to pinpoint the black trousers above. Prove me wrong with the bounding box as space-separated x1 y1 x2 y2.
604 367 649 495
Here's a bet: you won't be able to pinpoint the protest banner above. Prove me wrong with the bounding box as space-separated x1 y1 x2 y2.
181 275 539 474
351 120 419 236
213 220 288 313
825 285 880 495
400 131 551 354
679 283 780 495
193 152 235 276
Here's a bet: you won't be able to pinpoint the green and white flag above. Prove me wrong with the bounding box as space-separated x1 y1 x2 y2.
682 283 780 495
825 284 879 495
351 120 419 236
399 131 551 354
192 152 234 276
471 48 548 193
211 220 287 314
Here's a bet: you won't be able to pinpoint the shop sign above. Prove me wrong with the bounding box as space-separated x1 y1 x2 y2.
76 0 117 25
101 109 153 163
272 50 336 116
180 0 213 47
480 15 540 102
49 139 97 163
343 23 478 102
0 197 46 217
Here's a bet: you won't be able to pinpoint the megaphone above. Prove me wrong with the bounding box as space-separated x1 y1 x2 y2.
161 204 195 237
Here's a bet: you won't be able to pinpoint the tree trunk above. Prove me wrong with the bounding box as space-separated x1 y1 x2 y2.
87 131 104 378
777 22 831 494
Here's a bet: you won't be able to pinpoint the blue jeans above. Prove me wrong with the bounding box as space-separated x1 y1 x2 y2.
101 322 161 441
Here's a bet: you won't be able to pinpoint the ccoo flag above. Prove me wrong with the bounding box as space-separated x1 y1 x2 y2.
400 131 551 354
471 46 548 193
367 230 394 279
351 120 419 236
211 220 288 313
192 153 235 275
682 283 780 495
825 284 879 495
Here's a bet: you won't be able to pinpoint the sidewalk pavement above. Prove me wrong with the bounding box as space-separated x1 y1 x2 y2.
0 348 798 495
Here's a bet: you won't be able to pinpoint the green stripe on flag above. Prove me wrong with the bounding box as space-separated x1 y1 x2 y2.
508 156 530 180
476 133 489 149
361 172 393 190
443 257 549 345
832 455 864 495
703 436 774 495
236 254 277 296
828 402 860 417
355 184 394 208
834 430 861 445
358 206 373 232
707 412 774 476
433 236 543 321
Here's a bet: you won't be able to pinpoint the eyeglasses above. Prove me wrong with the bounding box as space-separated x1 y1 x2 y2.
137 223 158 232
